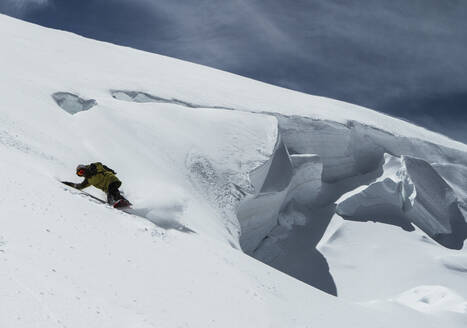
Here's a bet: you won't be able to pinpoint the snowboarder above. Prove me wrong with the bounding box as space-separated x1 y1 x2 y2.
62 162 131 208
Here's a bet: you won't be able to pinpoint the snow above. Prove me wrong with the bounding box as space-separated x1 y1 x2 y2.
1 13 467 327
394 286 467 314
440 254 467 272
335 154 467 248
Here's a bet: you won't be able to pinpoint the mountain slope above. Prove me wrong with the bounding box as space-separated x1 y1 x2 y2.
0 14 466 327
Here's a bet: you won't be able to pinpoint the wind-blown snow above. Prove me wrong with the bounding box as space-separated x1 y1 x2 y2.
1 13 466 327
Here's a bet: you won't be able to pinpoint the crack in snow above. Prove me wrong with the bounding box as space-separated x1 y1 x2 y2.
52 92 97 115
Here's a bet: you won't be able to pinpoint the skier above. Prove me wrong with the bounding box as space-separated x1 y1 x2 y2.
62 162 131 208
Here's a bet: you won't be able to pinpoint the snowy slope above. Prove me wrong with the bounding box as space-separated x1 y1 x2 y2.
1 14 466 327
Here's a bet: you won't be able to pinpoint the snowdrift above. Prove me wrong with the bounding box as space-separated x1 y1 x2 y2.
1 14 466 327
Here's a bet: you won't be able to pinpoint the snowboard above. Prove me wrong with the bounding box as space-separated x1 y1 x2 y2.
61 181 132 209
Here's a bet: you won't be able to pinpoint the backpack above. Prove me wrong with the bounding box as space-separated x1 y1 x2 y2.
89 162 116 175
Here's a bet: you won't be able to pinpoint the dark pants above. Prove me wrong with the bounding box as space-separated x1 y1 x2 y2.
107 181 124 204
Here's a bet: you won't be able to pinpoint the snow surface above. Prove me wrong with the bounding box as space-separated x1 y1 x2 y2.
1 14 467 327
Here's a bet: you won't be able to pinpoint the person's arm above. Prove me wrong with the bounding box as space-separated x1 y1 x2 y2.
75 178 90 190
62 180 89 189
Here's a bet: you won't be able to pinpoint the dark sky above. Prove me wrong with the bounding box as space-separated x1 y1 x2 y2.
1 0 466 142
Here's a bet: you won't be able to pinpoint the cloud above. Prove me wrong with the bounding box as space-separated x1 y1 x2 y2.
0 0 49 17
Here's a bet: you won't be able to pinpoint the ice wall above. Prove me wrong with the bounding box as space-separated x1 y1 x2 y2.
237 113 467 290
237 137 294 252
274 114 467 182
336 154 467 249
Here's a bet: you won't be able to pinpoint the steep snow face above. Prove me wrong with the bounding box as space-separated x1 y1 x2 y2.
433 163 467 206
1 14 467 328
237 137 294 252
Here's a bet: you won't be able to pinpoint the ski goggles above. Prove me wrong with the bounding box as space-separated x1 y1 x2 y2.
76 169 86 176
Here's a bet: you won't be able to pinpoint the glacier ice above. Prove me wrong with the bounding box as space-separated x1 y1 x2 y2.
239 113 467 291
237 137 294 253
239 112 467 251
275 114 467 182
336 154 467 249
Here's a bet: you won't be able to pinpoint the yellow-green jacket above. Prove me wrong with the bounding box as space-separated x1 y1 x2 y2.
76 162 120 192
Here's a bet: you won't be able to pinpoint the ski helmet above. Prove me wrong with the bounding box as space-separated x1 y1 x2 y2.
76 164 87 176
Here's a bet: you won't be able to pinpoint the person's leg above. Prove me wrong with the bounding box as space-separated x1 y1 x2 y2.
107 181 123 204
